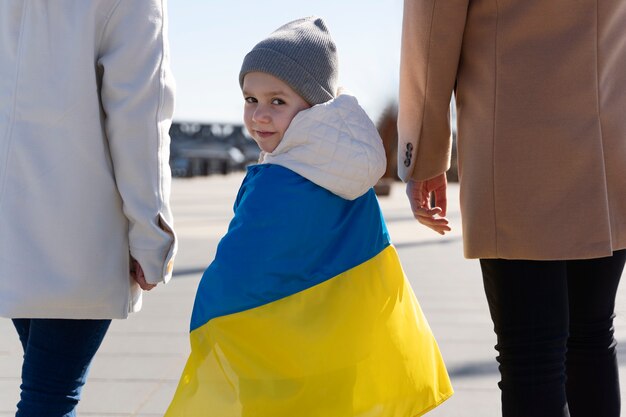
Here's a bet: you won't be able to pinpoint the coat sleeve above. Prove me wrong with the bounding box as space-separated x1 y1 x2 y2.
97 0 177 284
397 0 469 182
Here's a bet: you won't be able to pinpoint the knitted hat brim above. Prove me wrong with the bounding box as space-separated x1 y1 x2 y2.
239 48 335 105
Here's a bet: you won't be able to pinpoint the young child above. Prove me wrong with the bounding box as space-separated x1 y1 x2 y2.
165 17 452 417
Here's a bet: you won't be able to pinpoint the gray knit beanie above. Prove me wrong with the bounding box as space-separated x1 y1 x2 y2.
239 17 338 105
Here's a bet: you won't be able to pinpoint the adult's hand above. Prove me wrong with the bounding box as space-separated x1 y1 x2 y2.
406 173 451 235
130 259 157 291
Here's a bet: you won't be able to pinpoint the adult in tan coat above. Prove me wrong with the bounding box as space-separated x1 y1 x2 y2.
0 0 176 415
398 0 626 415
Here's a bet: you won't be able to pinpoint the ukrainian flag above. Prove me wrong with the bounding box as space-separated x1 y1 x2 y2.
166 165 452 417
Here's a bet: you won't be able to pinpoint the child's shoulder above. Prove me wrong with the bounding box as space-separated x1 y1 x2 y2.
237 163 379 212
243 163 315 192
235 164 321 209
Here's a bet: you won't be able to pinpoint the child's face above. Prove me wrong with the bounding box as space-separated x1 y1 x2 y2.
242 72 311 153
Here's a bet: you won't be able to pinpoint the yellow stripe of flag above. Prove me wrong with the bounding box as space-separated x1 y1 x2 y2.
166 245 452 417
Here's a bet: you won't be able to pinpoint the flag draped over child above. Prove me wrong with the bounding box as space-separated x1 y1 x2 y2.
166 164 452 417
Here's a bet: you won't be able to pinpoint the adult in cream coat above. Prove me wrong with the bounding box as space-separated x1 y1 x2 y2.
0 0 176 415
398 0 626 416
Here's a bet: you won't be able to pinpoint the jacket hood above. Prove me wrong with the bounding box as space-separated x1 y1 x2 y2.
261 93 386 200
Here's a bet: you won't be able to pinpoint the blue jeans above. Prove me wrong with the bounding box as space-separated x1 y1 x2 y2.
481 250 626 417
12 318 111 417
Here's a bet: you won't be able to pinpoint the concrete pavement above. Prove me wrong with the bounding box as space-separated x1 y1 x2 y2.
1 173 626 416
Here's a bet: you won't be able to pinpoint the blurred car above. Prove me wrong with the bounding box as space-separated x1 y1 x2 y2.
169 122 255 177
226 127 262 166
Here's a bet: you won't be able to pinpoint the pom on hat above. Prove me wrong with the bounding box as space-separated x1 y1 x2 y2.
239 17 338 105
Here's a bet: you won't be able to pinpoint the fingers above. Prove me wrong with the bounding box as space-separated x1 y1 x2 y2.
131 260 157 291
405 174 451 234
433 189 448 217
412 206 451 235
135 276 157 291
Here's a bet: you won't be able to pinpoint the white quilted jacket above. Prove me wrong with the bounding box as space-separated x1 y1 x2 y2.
262 94 386 200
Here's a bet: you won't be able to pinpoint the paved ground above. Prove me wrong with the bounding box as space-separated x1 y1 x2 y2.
1 173 626 416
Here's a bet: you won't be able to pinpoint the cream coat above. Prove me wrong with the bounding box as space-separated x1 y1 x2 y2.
0 0 176 318
398 0 626 260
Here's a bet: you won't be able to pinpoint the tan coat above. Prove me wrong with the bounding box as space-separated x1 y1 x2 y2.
398 0 626 260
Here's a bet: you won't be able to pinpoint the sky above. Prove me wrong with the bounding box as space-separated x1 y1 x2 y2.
167 1 404 125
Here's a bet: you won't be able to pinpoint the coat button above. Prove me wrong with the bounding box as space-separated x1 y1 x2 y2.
404 143 413 167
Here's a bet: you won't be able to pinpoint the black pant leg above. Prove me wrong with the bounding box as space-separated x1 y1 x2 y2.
480 258 570 417
565 250 626 417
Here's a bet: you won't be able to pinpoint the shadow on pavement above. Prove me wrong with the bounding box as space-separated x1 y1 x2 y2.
447 360 498 379
446 339 626 380
395 237 462 250
173 267 206 278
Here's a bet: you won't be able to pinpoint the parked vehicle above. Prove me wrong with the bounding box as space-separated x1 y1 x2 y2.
225 127 262 166
169 122 259 177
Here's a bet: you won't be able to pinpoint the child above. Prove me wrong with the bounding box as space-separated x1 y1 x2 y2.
166 17 452 417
